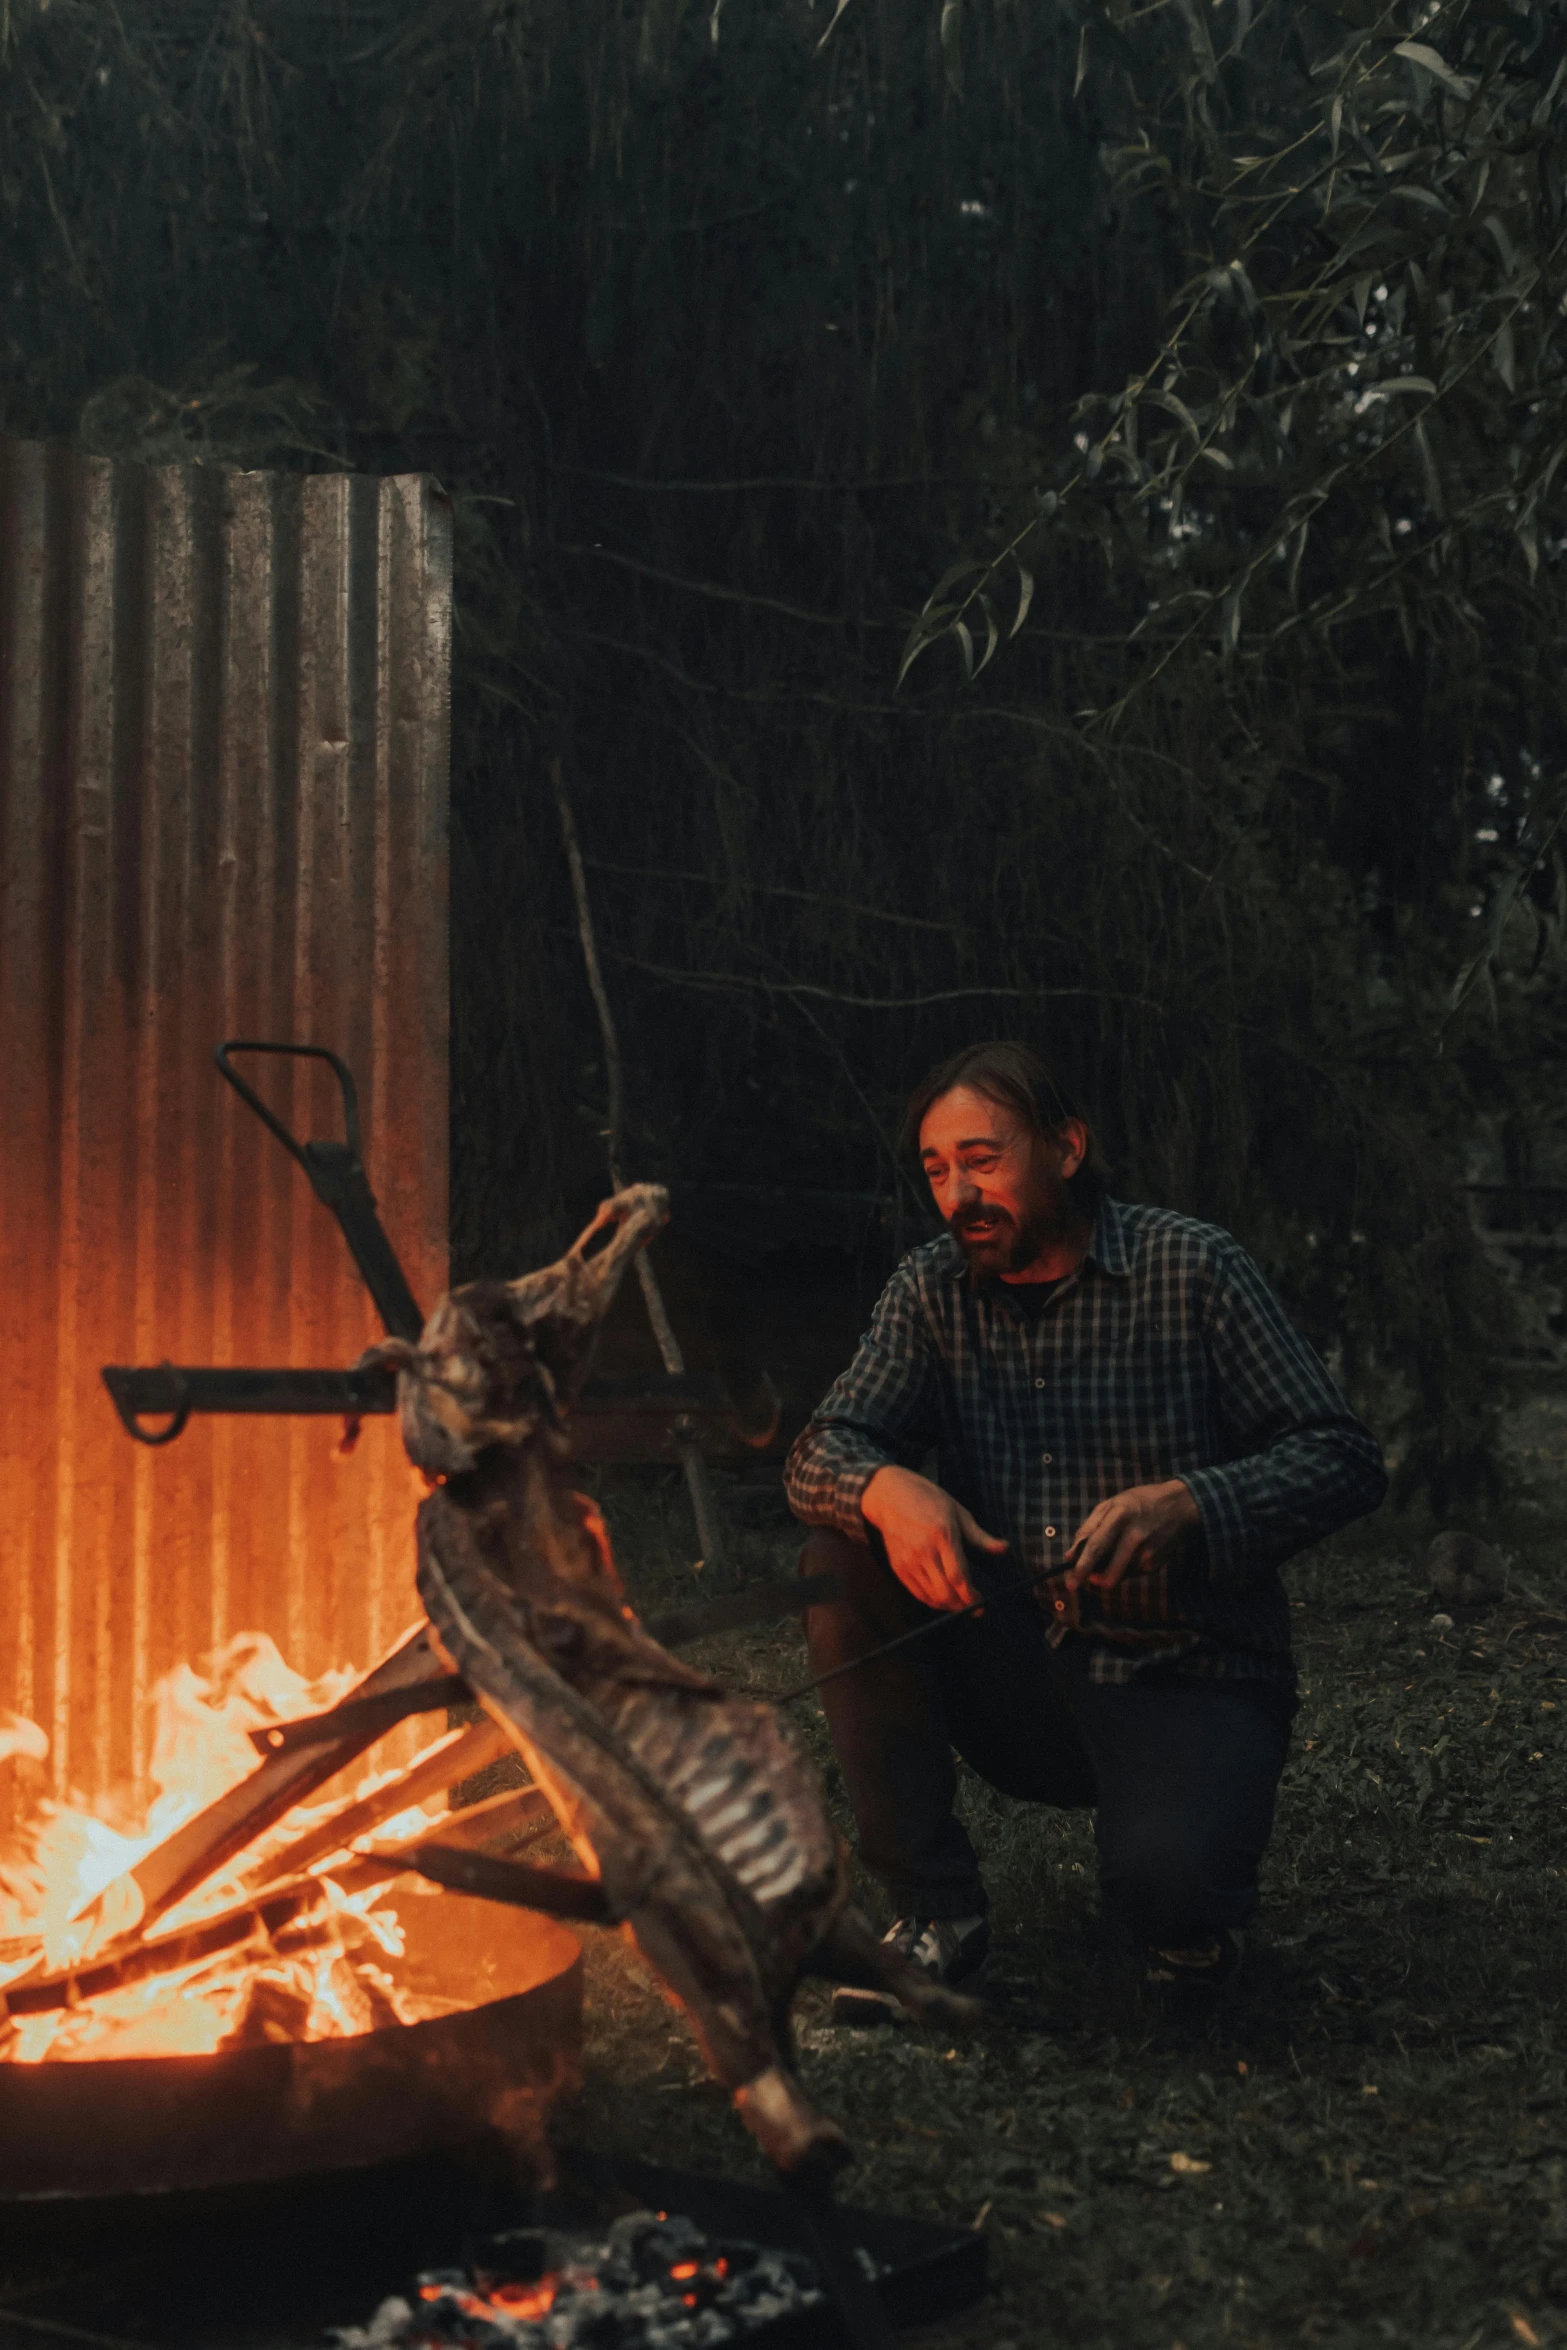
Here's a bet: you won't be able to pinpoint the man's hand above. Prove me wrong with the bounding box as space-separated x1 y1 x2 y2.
1063 1478 1200 1592
860 1465 1007 1613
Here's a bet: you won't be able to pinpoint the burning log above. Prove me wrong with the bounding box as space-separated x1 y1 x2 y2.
231 1720 521 1892
366 1185 978 2184
0 1628 474 2002
410 1845 614 1924
123 1626 465 1931
249 1675 474 1756
2 1785 555 2023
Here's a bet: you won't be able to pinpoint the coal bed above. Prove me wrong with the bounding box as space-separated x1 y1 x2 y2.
0 2149 987 2350
343 2208 838 2349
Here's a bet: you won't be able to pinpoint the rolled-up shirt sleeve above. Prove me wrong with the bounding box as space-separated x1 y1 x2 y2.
784 1263 944 1539
1177 1239 1388 1583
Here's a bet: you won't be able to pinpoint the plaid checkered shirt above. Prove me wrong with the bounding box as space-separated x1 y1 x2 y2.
784 1195 1387 1685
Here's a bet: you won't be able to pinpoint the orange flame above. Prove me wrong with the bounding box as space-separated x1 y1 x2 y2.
0 1632 457 2063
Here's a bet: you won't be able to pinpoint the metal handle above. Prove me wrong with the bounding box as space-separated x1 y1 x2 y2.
215 1040 362 1166
214 1039 425 1341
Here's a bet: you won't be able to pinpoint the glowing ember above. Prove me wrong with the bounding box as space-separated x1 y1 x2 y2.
340 2212 833 2348
0 1632 459 2063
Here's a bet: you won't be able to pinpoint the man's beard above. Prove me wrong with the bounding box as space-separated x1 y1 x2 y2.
951 1174 1075 1276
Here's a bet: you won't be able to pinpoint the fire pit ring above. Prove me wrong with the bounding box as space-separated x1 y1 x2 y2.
0 1890 580 2204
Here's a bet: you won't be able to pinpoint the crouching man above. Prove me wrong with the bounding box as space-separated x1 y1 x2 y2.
785 1040 1387 2015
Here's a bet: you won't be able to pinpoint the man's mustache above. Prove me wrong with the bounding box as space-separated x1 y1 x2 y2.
952 1208 1014 1237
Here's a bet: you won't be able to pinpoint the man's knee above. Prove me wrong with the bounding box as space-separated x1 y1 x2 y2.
798 1523 920 1670
1099 1814 1265 1942
798 1523 870 1580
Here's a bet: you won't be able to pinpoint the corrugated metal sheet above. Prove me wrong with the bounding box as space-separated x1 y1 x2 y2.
0 441 450 1831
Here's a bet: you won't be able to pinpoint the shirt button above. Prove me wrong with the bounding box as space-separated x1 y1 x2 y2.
1045 1525 1057 1538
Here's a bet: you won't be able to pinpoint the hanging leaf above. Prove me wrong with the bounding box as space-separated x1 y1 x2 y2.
1483 213 1516 276
940 0 963 96
1393 40 1475 100
1011 559 1035 639
1493 314 1517 393
1285 518 1310 606
1413 419 1445 515
815 0 854 51
972 592 1000 675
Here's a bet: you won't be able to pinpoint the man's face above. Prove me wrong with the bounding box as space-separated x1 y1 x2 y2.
918 1083 1086 1278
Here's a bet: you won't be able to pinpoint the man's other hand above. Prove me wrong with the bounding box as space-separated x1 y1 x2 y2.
860 1465 1008 1612
1064 1479 1200 1592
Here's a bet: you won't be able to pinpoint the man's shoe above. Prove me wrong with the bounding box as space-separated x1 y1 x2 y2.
1142 1927 1243 1998
830 1913 990 2027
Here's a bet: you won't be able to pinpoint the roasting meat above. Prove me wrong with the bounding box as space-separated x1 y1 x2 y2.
367 1188 975 2177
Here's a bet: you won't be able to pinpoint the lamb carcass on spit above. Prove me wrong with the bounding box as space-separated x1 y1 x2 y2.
367 1186 976 2178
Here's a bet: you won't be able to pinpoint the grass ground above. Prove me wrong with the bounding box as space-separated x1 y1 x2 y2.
554 1386 1567 2350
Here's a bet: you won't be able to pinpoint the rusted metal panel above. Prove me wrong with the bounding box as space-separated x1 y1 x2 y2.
0 442 450 1830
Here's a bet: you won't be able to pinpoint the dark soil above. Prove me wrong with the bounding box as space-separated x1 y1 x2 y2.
556 1386 1567 2350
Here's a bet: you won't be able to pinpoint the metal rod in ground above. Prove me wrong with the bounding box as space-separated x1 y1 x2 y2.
551 754 726 1571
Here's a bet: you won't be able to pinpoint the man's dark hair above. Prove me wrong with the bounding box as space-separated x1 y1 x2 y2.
900 1040 1110 1216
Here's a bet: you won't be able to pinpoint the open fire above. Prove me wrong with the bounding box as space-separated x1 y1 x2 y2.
0 1631 467 2063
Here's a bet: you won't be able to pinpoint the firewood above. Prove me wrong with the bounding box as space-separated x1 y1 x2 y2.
409 1843 613 1923
1 1786 552 2020
232 1717 514 1892
0 1637 492 1979
128 1625 462 1927
248 1675 472 1756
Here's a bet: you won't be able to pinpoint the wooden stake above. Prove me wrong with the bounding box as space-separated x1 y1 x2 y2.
548 755 726 1569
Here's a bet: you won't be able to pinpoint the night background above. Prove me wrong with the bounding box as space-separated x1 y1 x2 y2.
6 3 1567 2343
7 0 1567 1494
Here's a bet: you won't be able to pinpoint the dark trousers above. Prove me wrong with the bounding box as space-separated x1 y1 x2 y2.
800 1527 1295 1946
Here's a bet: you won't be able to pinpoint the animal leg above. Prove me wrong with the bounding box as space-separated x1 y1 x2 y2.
626 1905 848 2180
734 2066 850 2185
806 1903 984 2031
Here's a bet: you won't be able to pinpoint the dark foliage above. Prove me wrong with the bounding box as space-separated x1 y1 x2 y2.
3 0 1563 1500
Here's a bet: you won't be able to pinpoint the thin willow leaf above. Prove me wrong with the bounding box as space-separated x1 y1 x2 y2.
940 0 963 97
1483 213 1516 276
927 553 992 602
1493 314 1516 393
1286 518 1309 606
953 615 975 679
972 593 1000 676
815 0 854 51
1418 420 1447 517
1011 561 1035 639
1394 40 1475 100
